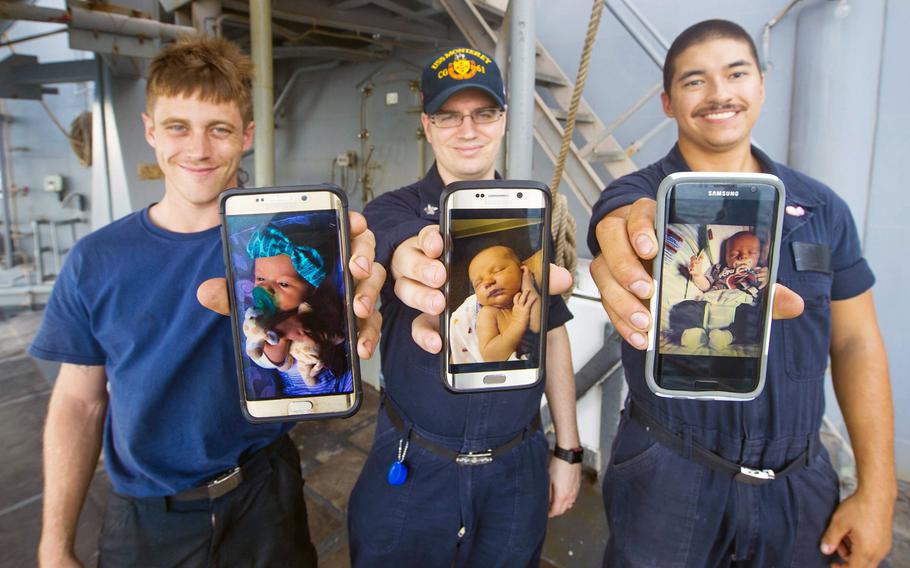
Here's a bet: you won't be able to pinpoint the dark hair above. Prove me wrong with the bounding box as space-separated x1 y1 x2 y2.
663 19 760 97
720 230 764 267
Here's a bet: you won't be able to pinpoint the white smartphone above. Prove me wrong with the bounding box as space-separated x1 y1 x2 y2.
645 172 785 400
220 185 361 421
439 180 551 392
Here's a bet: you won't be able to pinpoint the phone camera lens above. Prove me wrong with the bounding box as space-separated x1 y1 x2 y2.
301 195 308 201
481 193 485 198
475 193 479 198
517 192 523 199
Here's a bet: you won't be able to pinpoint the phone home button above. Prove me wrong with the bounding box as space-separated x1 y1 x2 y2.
288 401 315 414
482 374 507 385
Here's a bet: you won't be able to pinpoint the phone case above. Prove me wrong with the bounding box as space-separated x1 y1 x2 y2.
645 172 786 401
438 180 552 393
219 184 362 422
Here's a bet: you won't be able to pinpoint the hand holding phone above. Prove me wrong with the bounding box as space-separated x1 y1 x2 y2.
589 199 806 351
439 181 552 392
221 185 363 421
646 173 786 400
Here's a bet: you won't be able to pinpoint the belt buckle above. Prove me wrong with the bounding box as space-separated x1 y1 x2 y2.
455 451 493 466
736 466 776 485
207 466 243 499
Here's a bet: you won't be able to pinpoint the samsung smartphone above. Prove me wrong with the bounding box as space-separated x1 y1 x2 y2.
440 180 551 392
220 185 361 422
645 172 785 400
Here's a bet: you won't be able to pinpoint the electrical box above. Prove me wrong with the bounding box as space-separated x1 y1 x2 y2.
335 151 357 168
43 174 63 193
385 91 399 106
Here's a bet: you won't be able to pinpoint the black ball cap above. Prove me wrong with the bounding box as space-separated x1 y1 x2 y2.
420 47 506 115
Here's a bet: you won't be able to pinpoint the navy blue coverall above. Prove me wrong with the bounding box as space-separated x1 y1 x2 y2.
350 165 573 566
587 144 876 567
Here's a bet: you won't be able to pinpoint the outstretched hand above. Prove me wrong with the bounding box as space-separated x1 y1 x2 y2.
589 197 805 349
196 211 385 360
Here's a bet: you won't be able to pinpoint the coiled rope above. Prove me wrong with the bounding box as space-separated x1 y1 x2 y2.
550 0 604 298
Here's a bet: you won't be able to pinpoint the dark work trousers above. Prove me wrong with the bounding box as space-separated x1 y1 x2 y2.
601 411 840 568
347 405 551 567
98 435 318 568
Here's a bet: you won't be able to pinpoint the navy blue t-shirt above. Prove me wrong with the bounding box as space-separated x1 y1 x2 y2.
586 144 875 453
29 209 289 497
365 165 573 440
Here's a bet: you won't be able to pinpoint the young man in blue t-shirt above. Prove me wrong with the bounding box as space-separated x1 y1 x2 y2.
30 36 383 566
588 19 894 567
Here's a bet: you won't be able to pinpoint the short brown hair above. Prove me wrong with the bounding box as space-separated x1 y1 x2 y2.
146 36 254 124
663 19 760 97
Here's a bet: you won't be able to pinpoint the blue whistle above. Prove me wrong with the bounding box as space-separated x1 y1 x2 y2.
387 461 408 486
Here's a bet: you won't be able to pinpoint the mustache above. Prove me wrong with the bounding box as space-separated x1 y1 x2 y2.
694 103 746 115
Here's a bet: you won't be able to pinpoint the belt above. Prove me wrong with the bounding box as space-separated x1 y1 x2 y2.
629 402 812 485
167 435 290 502
383 402 540 466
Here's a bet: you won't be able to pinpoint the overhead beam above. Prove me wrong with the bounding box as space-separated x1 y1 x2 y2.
0 2 196 40
334 0 375 9
371 0 441 28
272 45 388 61
0 55 97 99
2 55 96 85
222 0 455 44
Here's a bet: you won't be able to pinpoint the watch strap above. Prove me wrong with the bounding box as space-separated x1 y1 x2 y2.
554 445 584 464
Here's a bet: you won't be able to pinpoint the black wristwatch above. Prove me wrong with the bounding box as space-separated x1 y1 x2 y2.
554 445 584 464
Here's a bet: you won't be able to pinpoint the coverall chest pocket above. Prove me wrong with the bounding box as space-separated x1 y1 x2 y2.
781 273 833 381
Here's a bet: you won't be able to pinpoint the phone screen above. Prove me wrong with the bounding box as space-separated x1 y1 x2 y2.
653 182 780 393
446 207 546 375
224 209 353 401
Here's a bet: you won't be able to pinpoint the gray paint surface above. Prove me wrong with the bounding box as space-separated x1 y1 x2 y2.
865 0 910 480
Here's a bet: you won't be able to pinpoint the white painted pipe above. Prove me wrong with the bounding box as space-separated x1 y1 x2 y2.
0 2 196 40
506 0 535 179
249 0 274 186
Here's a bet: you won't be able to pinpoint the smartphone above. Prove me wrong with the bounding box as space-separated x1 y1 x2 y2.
220 185 361 422
645 172 785 400
439 180 551 392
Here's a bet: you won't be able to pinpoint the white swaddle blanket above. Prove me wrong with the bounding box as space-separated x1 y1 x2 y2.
699 288 756 329
449 294 520 364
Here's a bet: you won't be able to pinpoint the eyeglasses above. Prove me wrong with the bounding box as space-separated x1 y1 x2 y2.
428 107 504 128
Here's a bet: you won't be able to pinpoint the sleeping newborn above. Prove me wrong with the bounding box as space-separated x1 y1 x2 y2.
468 245 541 362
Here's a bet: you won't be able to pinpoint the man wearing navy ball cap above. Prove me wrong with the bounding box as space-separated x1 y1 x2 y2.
348 47 582 566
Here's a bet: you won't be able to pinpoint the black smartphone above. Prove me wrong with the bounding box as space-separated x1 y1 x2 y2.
220 185 361 422
646 173 785 400
439 180 551 392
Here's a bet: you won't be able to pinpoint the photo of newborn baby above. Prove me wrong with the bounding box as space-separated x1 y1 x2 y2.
658 224 770 358
226 213 353 400
447 216 545 367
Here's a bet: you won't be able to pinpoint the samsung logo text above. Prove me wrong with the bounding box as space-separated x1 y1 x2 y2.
708 190 739 197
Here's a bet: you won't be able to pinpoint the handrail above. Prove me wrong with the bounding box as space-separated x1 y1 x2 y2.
603 0 664 69
618 0 670 51
580 80 662 159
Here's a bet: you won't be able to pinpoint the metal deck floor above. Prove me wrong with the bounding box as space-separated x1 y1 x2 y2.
0 308 906 567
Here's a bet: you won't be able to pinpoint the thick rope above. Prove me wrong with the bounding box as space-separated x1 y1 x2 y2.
549 0 604 298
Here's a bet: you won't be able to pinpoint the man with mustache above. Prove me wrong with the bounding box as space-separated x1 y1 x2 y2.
587 19 894 567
